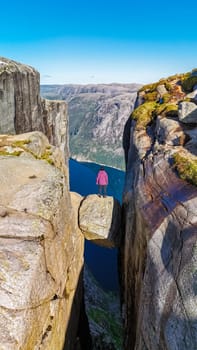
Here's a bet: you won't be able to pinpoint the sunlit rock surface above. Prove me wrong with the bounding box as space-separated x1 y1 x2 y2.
0 56 68 156
79 194 121 248
178 101 197 124
122 72 197 350
0 132 84 350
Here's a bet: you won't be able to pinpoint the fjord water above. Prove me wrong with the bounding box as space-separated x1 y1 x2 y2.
69 158 124 291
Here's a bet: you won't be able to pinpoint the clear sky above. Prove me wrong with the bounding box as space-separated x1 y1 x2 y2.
1 0 197 85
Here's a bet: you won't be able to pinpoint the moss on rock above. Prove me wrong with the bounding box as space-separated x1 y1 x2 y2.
12 140 31 148
139 82 158 93
40 150 54 165
0 150 22 157
162 93 171 103
139 72 190 94
182 75 197 92
173 153 197 186
131 101 157 129
156 103 178 117
1 139 54 165
88 307 123 349
134 71 195 126
143 91 158 102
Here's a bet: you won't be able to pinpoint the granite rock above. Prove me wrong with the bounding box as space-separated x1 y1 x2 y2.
79 194 121 248
0 132 84 350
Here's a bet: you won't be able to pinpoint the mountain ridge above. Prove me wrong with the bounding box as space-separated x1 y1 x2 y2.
41 83 141 100
41 83 142 169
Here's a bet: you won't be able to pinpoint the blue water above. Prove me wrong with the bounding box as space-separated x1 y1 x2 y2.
69 158 124 201
69 158 124 291
84 240 119 291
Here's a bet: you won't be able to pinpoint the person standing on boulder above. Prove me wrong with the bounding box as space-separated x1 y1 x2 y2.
96 167 108 197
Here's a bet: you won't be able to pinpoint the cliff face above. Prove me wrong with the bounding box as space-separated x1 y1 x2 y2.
0 132 84 350
0 57 85 350
122 72 197 349
0 57 123 350
0 57 68 157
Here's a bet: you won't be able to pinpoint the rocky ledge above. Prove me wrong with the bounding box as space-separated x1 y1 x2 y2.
0 132 84 350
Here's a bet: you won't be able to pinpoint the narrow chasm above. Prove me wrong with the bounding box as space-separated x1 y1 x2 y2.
69 158 124 350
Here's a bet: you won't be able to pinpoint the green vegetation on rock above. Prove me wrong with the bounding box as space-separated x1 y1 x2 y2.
133 70 197 129
139 82 158 93
164 82 173 91
139 73 191 93
12 140 31 148
84 265 123 350
173 153 197 186
162 93 171 103
1 140 54 166
88 307 123 349
139 73 189 94
0 150 22 157
40 150 54 165
156 103 178 116
131 101 157 129
165 72 190 82
181 75 197 92
143 91 158 102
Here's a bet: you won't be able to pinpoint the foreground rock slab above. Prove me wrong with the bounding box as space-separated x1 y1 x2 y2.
79 194 121 248
0 132 84 350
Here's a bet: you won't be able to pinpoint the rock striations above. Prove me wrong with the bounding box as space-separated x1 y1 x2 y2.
0 132 84 350
121 71 197 349
0 57 122 350
0 57 68 157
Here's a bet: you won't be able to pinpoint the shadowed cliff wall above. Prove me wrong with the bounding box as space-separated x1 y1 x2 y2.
121 74 197 350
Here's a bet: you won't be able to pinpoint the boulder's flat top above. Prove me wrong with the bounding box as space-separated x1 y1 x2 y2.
79 194 121 248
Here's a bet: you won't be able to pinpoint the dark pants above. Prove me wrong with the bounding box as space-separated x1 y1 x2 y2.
98 185 107 196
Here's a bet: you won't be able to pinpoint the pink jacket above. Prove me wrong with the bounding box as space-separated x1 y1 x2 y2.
96 170 108 185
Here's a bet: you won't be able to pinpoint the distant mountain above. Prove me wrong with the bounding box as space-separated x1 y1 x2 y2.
40 83 141 100
41 83 141 169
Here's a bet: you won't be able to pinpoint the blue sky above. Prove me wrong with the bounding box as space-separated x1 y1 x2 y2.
1 0 197 84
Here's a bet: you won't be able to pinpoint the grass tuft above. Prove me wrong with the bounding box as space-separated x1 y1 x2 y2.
173 153 197 186
131 101 157 129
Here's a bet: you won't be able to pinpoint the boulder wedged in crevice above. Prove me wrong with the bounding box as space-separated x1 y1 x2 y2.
79 194 122 248
71 191 123 349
